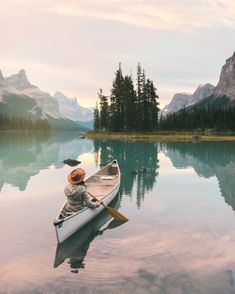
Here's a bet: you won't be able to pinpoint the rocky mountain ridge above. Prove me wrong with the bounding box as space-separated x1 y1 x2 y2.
161 93 191 116
54 92 93 122
161 83 215 116
0 69 61 118
0 69 92 130
162 51 235 115
213 52 235 100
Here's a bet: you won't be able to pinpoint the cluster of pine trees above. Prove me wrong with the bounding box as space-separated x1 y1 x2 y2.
94 63 160 132
159 106 235 131
0 114 51 131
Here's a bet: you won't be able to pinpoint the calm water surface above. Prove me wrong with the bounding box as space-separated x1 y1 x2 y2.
1 133 235 294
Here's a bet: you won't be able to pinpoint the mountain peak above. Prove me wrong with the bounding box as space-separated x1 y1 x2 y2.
0 70 4 84
54 92 93 121
214 52 235 100
160 92 191 116
4 69 35 90
18 69 26 76
161 83 215 116
186 83 215 106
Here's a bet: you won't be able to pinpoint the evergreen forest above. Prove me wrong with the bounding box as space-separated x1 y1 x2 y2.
0 114 51 131
159 105 235 132
94 64 235 133
94 63 160 132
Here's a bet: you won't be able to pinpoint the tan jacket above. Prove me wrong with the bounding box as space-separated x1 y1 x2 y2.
61 184 99 217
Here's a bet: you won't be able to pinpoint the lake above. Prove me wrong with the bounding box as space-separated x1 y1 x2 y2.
1 132 235 294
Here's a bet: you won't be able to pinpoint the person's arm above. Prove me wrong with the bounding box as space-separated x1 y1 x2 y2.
81 188 100 208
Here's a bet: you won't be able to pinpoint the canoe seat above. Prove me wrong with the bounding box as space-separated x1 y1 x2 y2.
87 185 115 197
86 179 117 186
86 183 116 186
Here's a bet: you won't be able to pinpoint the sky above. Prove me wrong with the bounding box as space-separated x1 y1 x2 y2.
1 0 235 108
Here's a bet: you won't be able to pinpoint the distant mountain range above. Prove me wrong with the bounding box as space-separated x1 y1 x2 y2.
161 84 215 116
0 70 93 130
54 92 93 130
161 51 235 116
196 52 235 109
2 51 235 130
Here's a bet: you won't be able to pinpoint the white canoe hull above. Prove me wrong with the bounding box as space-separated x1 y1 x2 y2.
54 160 120 243
54 194 121 268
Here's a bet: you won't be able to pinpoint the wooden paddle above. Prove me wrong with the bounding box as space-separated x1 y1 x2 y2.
100 219 127 233
87 191 129 222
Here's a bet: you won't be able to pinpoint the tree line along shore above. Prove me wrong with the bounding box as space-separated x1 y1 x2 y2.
0 113 50 131
94 63 235 135
1 63 235 135
85 131 235 141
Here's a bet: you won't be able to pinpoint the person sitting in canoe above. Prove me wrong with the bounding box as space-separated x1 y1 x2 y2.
61 168 100 217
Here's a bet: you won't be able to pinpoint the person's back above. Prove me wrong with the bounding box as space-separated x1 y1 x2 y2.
61 168 99 218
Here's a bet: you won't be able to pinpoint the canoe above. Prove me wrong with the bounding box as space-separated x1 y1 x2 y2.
54 160 121 243
54 194 121 269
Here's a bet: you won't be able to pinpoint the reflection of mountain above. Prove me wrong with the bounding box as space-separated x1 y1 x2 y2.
93 140 159 208
0 133 93 191
161 141 235 210
54 194 122 272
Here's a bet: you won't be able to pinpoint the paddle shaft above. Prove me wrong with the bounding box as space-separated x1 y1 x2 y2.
87 191 107 208
87 191 129 222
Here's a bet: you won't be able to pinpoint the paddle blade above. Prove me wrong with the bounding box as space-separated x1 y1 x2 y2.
106 219 127 230
104 206 129 222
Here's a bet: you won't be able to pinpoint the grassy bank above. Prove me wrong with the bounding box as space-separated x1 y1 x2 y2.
85 131 235 141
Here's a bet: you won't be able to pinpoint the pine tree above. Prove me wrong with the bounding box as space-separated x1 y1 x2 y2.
148 80 159 130
123 75 137 131
136 63 144 131
98 89 109 131
95 62 160 133
93 101 100 131
110 63 125 131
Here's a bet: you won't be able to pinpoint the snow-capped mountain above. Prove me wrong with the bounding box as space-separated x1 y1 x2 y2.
0 69 61 118
54 92 93 122
0 69 90 130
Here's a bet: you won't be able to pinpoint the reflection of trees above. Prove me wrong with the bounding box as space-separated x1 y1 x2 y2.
0 132 93 191
94 140 159 208
0 132 49 165
161 141 235 210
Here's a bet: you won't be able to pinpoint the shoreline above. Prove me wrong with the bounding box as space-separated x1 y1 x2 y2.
84 131 235 141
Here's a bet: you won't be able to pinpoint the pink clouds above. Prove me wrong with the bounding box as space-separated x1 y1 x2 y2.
1 0 235 107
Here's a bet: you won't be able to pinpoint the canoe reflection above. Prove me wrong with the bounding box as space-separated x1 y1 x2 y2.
53 194 126 273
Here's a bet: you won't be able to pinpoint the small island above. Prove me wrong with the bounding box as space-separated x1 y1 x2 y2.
88 58 235 141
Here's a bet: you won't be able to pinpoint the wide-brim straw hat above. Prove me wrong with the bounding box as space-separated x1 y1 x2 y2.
68 168 85 184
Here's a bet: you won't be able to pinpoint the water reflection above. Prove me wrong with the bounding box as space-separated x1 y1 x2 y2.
0 132 93 191
1 133 235 212
2 135 235 292
54 194 124 273
94 140 159 208
161 141 235 210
